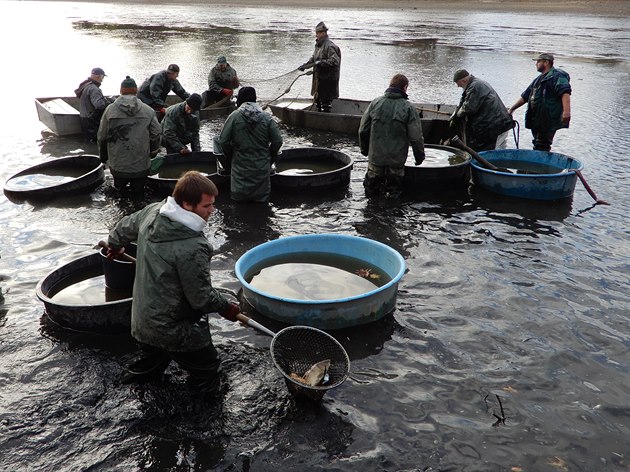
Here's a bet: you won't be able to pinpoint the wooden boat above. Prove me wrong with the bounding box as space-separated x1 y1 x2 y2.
271 147 353 191
36 252 132 334
403 144 471 191
3 154 105 201
267 98 456 143
471 149 583 200
147 151 228 196
35 95 234 136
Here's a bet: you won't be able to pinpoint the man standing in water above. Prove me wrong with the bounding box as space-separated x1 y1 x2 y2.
106 171 240 396
202 55 240 108
161 93 202 155
219 87 283 202
298 21 341 113
450 69 514 151
138 64 190 121
508 53 572 151
359 74 425 199
97 76 161 196
74 67 112 142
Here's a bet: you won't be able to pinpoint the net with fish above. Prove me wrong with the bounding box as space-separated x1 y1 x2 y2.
270 326 350 401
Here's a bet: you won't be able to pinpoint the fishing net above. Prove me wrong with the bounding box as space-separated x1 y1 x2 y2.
239 69 313 108
270 326 350 401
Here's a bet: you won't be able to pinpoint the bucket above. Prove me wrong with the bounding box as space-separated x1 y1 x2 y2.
212 135 230 175
99 243 137 290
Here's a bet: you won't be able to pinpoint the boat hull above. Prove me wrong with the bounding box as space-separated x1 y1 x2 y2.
472 149 583 200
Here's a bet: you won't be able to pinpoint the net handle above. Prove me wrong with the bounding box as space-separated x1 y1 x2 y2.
236 313 276 337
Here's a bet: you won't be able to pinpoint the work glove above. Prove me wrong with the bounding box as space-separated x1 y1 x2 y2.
297 64 305 71
159 107 166 115
415 152 426 166
221 88 233 96
180 148 191 155
219 302 240 322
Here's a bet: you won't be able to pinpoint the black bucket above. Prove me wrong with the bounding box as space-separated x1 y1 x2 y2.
99 244 137 290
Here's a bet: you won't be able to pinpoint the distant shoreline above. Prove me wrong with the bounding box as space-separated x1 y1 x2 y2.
42 0 630 16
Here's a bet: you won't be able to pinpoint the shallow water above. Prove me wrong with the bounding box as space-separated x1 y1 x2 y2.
1 1 630 471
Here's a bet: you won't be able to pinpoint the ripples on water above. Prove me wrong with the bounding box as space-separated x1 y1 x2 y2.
1 2 629 471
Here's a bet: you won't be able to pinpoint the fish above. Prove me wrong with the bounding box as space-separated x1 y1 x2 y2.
290 359 331 387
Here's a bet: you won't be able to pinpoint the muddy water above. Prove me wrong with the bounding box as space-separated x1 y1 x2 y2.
1 2 629 471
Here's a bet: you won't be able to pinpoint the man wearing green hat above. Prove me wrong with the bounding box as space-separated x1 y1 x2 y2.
451 69 514 152
508 53 572 151
202 55 240 108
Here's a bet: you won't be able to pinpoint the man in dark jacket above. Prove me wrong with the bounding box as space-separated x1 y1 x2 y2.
162 93 202 155
298 21 341 113
508 53 572 151
97 76 162 196
106 171 240 395
451 69 514 151
219 87 283 202
138 64 190 121
202 55 240 108
359 74 425 198
74 67 112 142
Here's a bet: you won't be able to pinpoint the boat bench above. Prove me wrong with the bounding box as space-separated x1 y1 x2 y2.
41 98 80 115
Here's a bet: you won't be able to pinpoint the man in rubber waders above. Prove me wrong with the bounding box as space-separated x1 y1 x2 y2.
202 55 240 108
106 171 240 397
508 53 572 152
161 93 202 155
138 64 191 122
298 21 341 113
74 67 112 143
359 74 425 199
450 69 514 152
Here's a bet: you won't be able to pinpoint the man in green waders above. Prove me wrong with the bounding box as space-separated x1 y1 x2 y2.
106 171 240 396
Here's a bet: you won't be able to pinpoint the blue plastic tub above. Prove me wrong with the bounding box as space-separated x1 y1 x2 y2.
235 234 406 329
472 149 583 200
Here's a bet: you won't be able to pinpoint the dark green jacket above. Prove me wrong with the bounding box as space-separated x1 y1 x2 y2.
138 70 190 109
108 199 229 352
455 76 514 145
161 102 200 153
208 64 239 93
358 89 425 167
522 67 572 131
219 102 283 202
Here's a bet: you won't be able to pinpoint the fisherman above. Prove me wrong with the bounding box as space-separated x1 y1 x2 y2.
298 21 341 113
201 55 240 108
508 53 572 152
74 67 112 142
218 87 283 202
359 73 425 198
450 69 514 151
97 76 161 196
138 64 190 121
106 171 240 396
162 93 202 155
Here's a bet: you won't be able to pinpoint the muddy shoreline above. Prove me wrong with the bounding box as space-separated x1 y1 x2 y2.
42 0 630 16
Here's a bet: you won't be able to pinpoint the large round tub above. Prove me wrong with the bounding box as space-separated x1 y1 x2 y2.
235 234 406 329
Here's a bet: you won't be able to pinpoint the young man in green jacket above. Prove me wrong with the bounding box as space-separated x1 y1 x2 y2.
359 74 425 198
107 171 240 395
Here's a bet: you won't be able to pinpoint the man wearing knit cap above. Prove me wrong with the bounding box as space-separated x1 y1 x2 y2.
74 67 112 142
202 55 240 108
219 87 283 202
138 64 190 121
450 69 514 152
508 53 572 151
297 21 341 113
162 93 202 155
97 76 162 196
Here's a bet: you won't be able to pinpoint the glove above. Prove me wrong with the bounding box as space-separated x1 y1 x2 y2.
221 88 233 96
415 152 425 166
297 65 305 71
159 107 166 115
219 302 240 322
179 147 191 155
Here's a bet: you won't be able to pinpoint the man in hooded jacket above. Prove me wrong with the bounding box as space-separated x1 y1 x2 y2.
97 76 162 195
162 93 202 155
74 67 112 142
298 21 341 113
106 171 240 394
218 87 283 202
359 74 425 198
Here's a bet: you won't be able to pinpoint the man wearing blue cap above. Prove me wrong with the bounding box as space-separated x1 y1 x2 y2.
74 67 112 142
508 53 572 151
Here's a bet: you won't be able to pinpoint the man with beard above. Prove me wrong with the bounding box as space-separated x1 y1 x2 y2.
202 55 240 108
298 21 341 113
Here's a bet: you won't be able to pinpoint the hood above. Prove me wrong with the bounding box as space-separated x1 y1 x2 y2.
74 78 100 97
146 198 206 243
114 95 142 116
384 87 408 99
238 102 264 124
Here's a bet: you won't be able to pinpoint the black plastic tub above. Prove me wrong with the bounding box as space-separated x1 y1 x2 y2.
147 152 228 196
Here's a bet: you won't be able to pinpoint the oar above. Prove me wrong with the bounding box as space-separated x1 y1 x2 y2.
94 240 137 263
447 135 512 173
262 70 313 110
573 169 610 205
202 94 232 110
